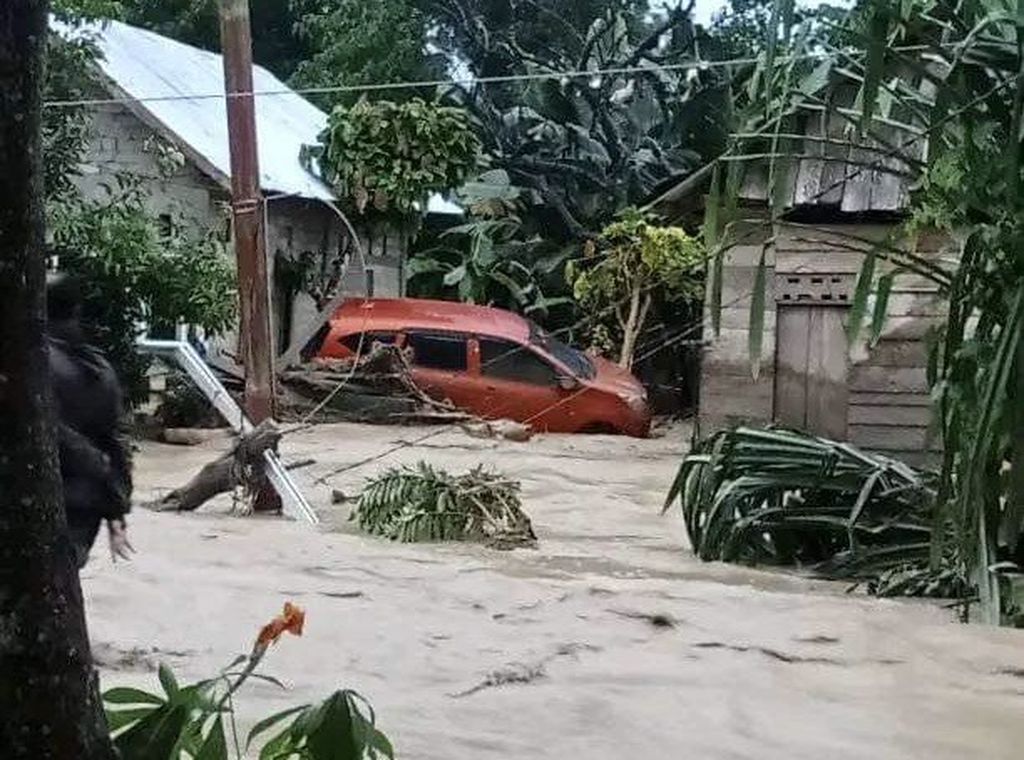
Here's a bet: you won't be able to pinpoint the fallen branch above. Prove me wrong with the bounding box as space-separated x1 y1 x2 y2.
278 344 463 425
152 420 281 513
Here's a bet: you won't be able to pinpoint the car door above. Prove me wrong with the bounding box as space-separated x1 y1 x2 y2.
404 331 479 411
476 337 567 428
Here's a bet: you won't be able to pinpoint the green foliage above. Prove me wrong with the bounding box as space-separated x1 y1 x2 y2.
569 208 703 366
715 0 1024 622
290 0 443 109
44 29 100 201
444 4 723 242
303 98 479 221
105 608 392 759
665 426 966 596
407 173 574 318
122 0 306 80
50 179 236 402
52 0 125 21
408 217 573 318
354 462 535 548
428 0 649 72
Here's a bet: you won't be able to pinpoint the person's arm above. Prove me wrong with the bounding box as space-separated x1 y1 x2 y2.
57 422 111 480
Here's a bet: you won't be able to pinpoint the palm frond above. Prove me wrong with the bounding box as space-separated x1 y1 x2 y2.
664 426 962 592
354 462 535 548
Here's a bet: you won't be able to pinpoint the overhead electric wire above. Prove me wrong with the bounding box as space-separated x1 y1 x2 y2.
39 42 963 111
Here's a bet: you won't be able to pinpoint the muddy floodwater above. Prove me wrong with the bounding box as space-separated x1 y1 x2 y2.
85 423 1024 759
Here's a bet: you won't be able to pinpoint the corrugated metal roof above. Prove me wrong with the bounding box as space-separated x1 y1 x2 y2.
53 19 459 213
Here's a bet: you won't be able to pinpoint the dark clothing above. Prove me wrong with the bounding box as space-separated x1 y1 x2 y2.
48 320 131 566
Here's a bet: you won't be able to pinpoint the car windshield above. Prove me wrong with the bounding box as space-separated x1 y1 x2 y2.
529 323 595 380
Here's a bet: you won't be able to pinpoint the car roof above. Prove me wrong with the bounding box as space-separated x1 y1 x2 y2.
332 298 531 343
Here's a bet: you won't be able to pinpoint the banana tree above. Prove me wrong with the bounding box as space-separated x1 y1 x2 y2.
407 216 573 319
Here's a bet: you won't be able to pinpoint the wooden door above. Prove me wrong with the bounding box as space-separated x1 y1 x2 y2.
774 305 849 439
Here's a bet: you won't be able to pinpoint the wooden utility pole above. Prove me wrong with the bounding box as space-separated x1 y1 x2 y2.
0 2 117 756
220 0 275 422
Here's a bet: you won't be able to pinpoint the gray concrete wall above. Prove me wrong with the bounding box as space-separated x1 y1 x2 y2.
74 105 407 365
76 103 225 230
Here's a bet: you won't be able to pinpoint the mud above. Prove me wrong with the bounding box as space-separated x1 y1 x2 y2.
83 422 1024 759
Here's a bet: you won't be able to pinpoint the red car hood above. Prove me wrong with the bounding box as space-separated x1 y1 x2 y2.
588 355 647 398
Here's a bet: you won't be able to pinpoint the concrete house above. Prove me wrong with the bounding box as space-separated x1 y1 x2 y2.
652 118 948 465
61 19 459 360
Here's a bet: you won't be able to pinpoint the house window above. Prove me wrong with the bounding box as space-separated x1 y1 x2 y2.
480 338 557 386
407 332 467 371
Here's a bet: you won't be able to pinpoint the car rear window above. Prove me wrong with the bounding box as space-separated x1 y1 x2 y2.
480 339 557 386
340 331 397 353
407 332 467 371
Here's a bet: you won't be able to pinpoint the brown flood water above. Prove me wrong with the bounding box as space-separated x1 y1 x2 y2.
85 422 1024 759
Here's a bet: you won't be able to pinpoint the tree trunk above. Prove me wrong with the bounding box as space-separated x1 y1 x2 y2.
155 421 282 513
618 287 651 370
0 4 116 757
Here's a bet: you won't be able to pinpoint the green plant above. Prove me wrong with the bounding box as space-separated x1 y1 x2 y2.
569 208 704 368
302 98 479 221
441 5 722 242
664 426 965 594
105 602 393 760
354 462 535 547
709 0 1024 622
407 223 574 320
290 0 442 109
50 178 236 402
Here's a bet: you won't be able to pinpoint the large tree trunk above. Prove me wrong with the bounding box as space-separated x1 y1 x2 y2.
0 4 117 758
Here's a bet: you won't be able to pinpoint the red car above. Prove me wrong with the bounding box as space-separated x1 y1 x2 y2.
313 298 651 437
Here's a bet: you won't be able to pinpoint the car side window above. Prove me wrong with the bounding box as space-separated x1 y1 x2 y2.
406 332 468 371
340 331 397 352
480 338 557 387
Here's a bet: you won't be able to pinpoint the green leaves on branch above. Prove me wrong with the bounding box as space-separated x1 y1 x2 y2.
407 202 574 319
569 208 704 367
354 462 536 548
50 179 236 402
303 98 480 221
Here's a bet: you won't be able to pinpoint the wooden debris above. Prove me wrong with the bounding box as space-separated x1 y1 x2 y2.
161 427 234 446
152 420 281 513
460 419 534 442
278 344 464 424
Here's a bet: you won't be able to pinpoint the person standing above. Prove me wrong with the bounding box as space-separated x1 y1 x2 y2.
46 272 134 567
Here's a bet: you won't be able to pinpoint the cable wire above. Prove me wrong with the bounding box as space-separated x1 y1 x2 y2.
39 43 954 110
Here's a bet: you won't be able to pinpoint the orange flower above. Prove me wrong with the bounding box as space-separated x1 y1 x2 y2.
255 602 305 651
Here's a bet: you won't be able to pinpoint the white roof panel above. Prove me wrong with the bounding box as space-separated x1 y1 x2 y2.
53 18 462 213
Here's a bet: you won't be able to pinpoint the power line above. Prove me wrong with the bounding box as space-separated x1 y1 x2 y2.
40 43 949 110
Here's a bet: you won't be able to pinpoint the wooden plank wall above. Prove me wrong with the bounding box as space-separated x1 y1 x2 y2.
698 222 775 433
847 238 947 466
700 222 949 466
